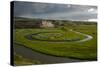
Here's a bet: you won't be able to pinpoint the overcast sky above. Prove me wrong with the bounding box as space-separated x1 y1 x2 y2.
13 1 97 21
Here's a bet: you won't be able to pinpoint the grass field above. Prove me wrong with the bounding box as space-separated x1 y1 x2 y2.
13 22 97 63
31 29 85 41
14 53 42 65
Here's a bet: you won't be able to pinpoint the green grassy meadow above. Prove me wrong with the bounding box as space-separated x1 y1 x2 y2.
13 18 97 65
13 19 97 65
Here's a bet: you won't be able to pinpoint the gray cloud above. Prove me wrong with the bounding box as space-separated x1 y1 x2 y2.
13 1 97 21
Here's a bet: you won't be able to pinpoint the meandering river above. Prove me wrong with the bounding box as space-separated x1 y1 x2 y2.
14 29 92 64
14 43 85 64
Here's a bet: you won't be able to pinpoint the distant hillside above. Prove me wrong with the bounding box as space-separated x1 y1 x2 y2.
13 17 97 29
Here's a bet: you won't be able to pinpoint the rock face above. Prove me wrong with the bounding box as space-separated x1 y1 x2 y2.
40 20 55 28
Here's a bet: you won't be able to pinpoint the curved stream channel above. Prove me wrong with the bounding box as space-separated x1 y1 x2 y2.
69 29 93 42
14 43 85 64
14 29 92 64
26 29 93 43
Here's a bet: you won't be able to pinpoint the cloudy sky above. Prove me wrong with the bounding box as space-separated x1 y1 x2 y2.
13 1 97 21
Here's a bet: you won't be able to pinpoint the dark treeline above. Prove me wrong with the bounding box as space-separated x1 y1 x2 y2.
13 17 97 29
